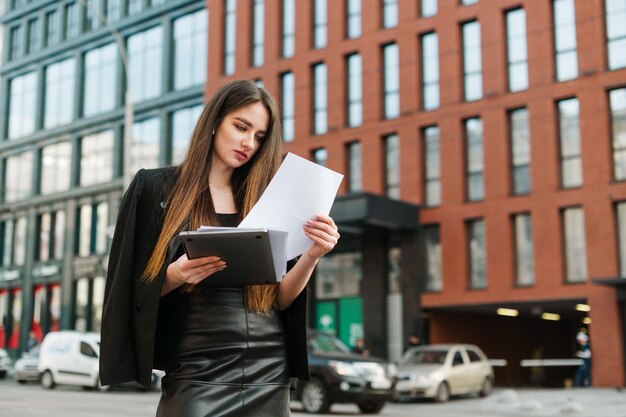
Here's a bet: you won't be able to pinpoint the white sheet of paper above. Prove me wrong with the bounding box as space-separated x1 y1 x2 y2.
238 152 344 259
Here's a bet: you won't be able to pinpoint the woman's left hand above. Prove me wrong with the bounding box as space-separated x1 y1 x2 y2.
303 214 340 260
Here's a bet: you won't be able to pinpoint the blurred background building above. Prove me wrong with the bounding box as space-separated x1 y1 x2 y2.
1 0 625 388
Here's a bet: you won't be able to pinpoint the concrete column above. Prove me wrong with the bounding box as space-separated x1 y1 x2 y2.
360 227 387 358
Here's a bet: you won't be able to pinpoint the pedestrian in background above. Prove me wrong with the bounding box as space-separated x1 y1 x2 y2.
351 338 370 356
574 329 592 387
405 334 421 352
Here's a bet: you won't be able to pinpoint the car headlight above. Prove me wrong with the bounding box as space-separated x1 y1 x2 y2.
328 360 360 377
413 374 430 385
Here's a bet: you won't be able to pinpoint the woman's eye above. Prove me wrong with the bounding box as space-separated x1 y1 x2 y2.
236 124 246 131
255 135 265 142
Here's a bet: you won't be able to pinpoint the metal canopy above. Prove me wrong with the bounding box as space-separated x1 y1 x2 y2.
330 193 420 233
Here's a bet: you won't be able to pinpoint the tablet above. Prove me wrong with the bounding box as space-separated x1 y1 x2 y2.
179 229 278 286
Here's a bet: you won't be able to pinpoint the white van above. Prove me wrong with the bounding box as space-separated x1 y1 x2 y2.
38 331 106 391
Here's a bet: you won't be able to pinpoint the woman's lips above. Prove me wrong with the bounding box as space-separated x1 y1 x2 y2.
234 150 248 161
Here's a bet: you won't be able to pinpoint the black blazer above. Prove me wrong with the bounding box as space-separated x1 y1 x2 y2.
99 167 310 387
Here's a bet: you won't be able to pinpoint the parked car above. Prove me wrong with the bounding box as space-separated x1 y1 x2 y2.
395 344 494 402
15 346 41 383
293 330 397 414
0 348 11 378
38 330 162 392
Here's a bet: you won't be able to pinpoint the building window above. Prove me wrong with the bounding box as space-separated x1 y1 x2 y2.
1 220 14 266
84 44 117 117
513 213 534 286
128 0 142 15
80 131 114 186
384 134 400 199
45 10 60 47
506 8 528 92
465 117 484 201
282 0 295 58
313 0 327 49
8 72 37 139
312 148 328 166
13 218 27 266
128 26 163 103
224 0 237 75
467 219 486 289
27 18 41 54
462 20 482 101
10 25 23 60
44 58 76 129
252 0 265 67
37 213 52 262
281 72 295 142
313 62 328 135
95 202 109 254
617 202 626 277
562 207 587 282
66 3 80 39
174 9 208 90
53 211 65 260
610 88 626 181
424 126 441 207
553 0 578 81
424 225 442 291
85 0 100 31
41 142 72 195
383 43 400 119
606 0 626 70
77 203 108 256
382 0 398 28
510 108 531 195
347 53 363 127
151 0 166 6
347 141 362 192
421 32 439 110
172 105 203 165
77 205 92 257
106 0 121 23
346 0 361 39
5 151 33 203
558 98 582 188
421 0 437 17
131 118 161 175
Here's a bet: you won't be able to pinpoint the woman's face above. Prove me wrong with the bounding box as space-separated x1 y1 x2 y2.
212 102 269 170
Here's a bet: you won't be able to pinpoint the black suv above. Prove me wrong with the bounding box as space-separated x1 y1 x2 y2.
293 330 397 414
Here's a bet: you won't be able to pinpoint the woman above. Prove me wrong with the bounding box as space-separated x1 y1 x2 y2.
100 80 339 416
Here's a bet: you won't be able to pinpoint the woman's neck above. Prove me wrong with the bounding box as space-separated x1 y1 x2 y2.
209 158 234 188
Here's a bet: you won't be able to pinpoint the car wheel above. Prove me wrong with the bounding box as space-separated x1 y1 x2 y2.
41 371 55 389
301 377 331 414
0 370 6 378
357 401 386 414
479 377 493 397
435 381 450 403
95 375 110 392
17 380 27 384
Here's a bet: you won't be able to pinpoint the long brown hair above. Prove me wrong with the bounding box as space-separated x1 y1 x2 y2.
142 80 283 313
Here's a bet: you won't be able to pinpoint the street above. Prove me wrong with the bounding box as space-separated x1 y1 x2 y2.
1 378 626 417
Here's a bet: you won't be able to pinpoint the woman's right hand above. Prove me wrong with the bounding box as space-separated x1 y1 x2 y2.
162 254 226 295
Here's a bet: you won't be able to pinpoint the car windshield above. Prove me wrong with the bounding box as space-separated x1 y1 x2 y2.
24 346 40 358
308 333 351 354
401 349 448 365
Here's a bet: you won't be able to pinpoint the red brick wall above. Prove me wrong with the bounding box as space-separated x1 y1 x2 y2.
204 0 626 387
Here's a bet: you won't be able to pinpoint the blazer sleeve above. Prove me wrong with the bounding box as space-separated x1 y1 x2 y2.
280 258 311 380
99 170 145 386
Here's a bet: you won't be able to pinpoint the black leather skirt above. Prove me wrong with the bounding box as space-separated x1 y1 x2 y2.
156 287 290 417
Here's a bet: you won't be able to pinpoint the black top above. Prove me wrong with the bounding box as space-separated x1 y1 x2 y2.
217 213 239 228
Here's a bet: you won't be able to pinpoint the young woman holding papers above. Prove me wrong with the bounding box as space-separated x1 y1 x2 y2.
100 80 340 417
